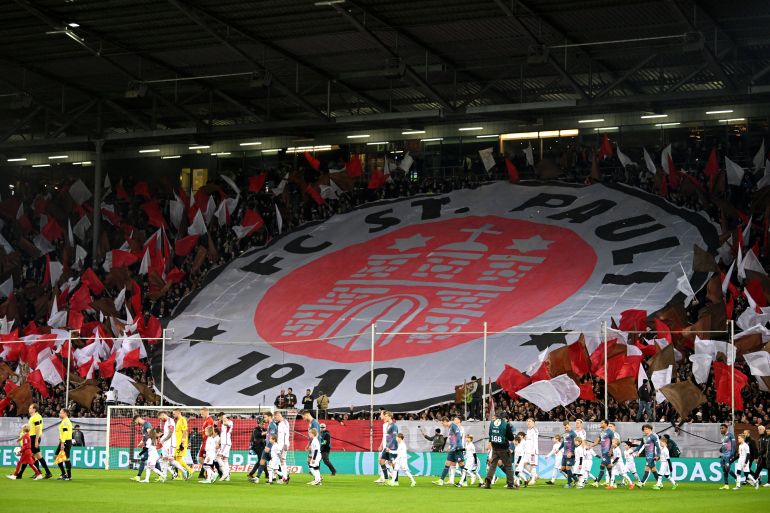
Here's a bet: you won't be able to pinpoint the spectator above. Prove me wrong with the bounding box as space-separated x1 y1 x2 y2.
421 427 446 452
316 391 329 419
72 425 85 447
285 388 297 409
319 423 336 475
105 388 117 406
302 389 314 410
470 376 482 420
274 389 287 410
636 380 652 421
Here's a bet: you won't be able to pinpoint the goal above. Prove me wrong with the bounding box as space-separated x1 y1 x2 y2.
105 406 298 472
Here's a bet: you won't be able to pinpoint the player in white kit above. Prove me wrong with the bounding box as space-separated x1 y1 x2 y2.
199 426 219 484
274 411 291 483
158 412 176 481
655 437 679 490
732 434 757 490
389 433 416 487
307 428 322 486
458 434 482 486
524 418 539 485
574 419 597 482
266 434 281 483
574 437 588 488
140 429 165 483
545 434 563 484
608 438 633 489
622 442 640 483
217 412 233 481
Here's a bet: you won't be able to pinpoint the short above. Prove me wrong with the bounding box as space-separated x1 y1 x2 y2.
645 456 656 468
268 456 281 471
601 454 612 467
30 435 39 453
147 450 160 468
737 461 750 473
218 445 231 459
561 455 575 468
380 450 395 461
60 440 72 459
394 458 409 472
260 449 272 462
659 462 671 475
174 447 187 459
162 445 174 458
446 449 465 463
524 452 538 466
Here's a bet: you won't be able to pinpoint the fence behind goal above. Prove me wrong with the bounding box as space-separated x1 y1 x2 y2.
106 406 298 472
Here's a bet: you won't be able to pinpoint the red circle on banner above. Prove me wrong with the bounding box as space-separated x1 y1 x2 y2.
255 216 596 363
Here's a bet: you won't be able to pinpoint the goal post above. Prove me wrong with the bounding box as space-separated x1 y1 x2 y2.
105 405 298 472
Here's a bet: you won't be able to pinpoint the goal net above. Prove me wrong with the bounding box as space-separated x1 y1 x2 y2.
106 406 298 472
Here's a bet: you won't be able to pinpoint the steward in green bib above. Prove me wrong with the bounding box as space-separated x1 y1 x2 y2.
484 414 515 489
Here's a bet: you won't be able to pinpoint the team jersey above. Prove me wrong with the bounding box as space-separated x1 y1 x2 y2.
200 416 214 447
599 428 614 455
309 437 321 462
381 422 389 450
162 418 176 447
141 421 153 443
276 420 290 450
638 433 660 458
561 430 577 454
267 420 278 442
59 417 72 442
466 441 477 463
575 446 586 469
660 447 671 465
219 420 233 447
29 413 43 438
175 416 188 447
525 428 539 454
720 432 735 459
448 423 464 451
546 442 563 459
611 446 623 465
737 442 749 466
308 418 321 437
205 435 219 458
395 439 408 463
386 422 399 451
623 448 637 470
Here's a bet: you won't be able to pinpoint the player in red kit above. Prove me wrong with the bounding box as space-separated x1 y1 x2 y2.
7 424 42 480
198 407 215 479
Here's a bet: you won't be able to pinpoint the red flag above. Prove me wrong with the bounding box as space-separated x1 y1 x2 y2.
41 217 63 241
69 286 91 312
635 339 658 357
746 278 769 307
26 369 49 397
120 347 147 371
67 310 84 331
111 249 140 269
496 365 531 399
130 280 142 317
140 315 162 344
529 361 551 383
4 379 18 396
133 181 151 199
667 155 681 189
346 155 363 177
81 268 105 295
141 200 168 229
704 148 719 191
713 361 749 410
98 352 116 379
248 174 266 193
174 235 200 257
505 159 519 183
240 209 265 234
78 357 94 379
43 254 51 288
653 318 672 344
166 267 186 284
304 151 321 171
569 339 591 376
367 169 386 190
116 182 130 201
589 339 620 374
578 382 596 401
598 134 613 159
616 353 643 381
306 184 325 206
659 172 668 197
619 309 647 332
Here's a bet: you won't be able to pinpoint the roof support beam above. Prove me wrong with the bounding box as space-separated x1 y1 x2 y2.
0 105 44 143
594 54 658 99
667 47 731 93
49 99 97 138
492 0 589 101
167 0 328 121
329 3 456 112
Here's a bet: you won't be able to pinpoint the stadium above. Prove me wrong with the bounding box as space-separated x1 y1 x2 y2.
1 0 770 511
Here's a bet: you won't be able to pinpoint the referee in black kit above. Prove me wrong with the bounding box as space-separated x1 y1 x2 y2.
319 423 337 475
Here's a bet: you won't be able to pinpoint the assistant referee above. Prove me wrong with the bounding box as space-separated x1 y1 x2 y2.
56 408 73 480
28 403 52 479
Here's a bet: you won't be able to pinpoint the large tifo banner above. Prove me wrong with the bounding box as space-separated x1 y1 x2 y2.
0 446 760 483
163 182 717 410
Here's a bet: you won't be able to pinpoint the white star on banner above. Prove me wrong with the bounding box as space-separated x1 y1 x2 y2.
389 234 433 252
507 235 553 253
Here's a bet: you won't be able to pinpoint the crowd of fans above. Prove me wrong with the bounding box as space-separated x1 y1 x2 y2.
0 138 768 430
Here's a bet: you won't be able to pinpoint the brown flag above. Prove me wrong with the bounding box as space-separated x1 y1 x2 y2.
660 381 707 419
91 297 120 318
547 345 574 378
132 381 160 405
9 382 33 413
0 362 16 383
681 312 713 345
69 384 101 409
656 303 688 331
607 376 638 403
705 275 724 305
191 246 207 274
734 333 764 358
648 343 676 374
105 267 132 290
692 244 719 273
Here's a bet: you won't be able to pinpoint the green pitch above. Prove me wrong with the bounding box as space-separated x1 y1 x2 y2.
1 469 767 513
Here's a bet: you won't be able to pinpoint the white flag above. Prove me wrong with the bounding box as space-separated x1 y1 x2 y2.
737 304 770 331
48 260 63 288
753 140 766 172
114 287 126 311
516 374 580 412
214 200 228 227
169 199 185 230
67 219 74 247
741 216 752 249
221 175 240 195
72 216 91 242
0 233 12 254
110 372 140 405
68 179 92 205
478 148 496 171
37 356 63 386
0 276 13 299
757 160 770 189
643 148 656 175
74 245 87 269
275 203 283 234
104 173 112 194
273 173 289 196
48 297 67 328
725 156 745 186
740 246 765 277
744 351 770 377
660 144 673 174
688 354 713 384
651 365 673 403
187 210 207 236
524 144 534 167
400 152 414 172
736 246 745 281
616 145 635 168
33 234 55 255
675 263 695 306
204 196 216 225
638 364 649 389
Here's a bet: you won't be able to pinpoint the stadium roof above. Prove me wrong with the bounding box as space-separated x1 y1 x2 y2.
1 0 770 149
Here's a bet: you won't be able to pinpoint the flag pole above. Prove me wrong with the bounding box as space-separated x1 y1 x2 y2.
603 320 609 420
729 319 735 427
370 323 375 452
482 321 488 432
64 330 72 408
160 328 167 407
463 380 467 420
